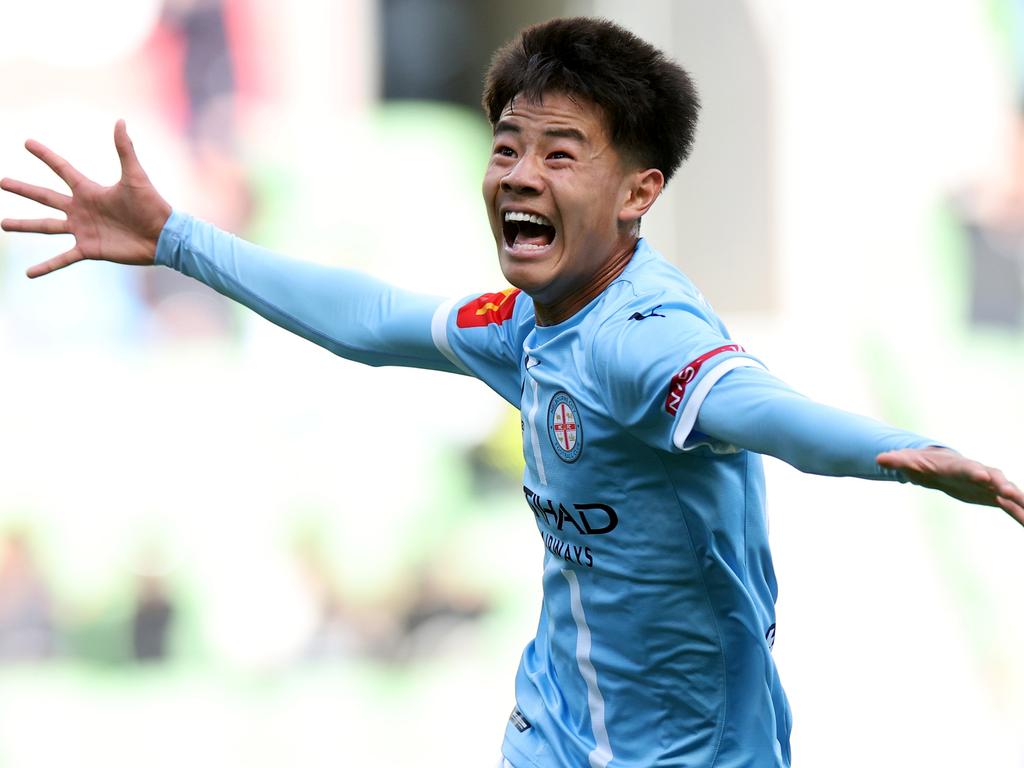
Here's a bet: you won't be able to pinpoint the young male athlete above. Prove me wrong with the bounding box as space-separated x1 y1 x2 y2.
3 17 1022 768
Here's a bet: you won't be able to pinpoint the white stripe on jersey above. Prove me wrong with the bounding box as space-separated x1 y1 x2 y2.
672 357 766 451
527 376 548 486
430 297 471 374
563 569 613 768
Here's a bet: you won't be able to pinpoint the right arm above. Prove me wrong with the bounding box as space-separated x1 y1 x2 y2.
1 120 458 372
157 211 457 371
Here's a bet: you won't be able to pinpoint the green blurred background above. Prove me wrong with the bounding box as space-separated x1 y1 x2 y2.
0 1 1022 765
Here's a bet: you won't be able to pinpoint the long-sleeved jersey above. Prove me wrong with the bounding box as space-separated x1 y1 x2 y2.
157 212 934 767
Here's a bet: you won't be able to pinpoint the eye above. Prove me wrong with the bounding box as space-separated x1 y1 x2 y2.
494 145 516 158
548 150 573 161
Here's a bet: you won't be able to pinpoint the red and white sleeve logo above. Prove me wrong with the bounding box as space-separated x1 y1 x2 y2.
664 344 743 416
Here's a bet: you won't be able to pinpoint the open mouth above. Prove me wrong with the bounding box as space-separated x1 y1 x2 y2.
503 211 556 250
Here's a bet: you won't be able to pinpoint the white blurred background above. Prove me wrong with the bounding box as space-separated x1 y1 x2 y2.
0 0 1022 765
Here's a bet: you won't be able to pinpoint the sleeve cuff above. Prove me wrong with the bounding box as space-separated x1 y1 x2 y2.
430 296 471 374
154 209 191 268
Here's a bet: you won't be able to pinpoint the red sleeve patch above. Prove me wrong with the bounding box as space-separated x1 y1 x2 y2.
456 288 521 328
664 344 743 416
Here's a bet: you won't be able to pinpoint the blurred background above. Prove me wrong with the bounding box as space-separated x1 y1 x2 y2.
0 0 1022 765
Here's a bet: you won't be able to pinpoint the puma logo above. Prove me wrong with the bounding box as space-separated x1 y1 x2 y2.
629 305 665 321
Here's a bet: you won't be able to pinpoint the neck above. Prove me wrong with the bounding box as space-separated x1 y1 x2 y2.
534 238 639 326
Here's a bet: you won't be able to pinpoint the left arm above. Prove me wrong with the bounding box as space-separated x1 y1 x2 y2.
696 366 1024 526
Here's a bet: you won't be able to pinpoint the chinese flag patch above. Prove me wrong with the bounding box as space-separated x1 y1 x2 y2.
456 288 521 328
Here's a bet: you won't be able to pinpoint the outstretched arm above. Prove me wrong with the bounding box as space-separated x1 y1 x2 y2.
695 366 1024 527
156 211 457 370
2 122 459 372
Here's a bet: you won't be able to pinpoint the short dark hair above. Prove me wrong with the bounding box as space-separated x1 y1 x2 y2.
482 17 700 183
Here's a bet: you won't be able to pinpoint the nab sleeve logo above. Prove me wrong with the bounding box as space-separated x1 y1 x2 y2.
456 288 521 328
664 344 743 416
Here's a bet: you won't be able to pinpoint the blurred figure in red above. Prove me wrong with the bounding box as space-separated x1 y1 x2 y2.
0 530 57 662
955 0 1024 329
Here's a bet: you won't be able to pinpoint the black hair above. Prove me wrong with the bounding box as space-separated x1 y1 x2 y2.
482 17 700 182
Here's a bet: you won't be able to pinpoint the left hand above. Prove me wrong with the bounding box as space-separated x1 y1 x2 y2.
877 446 1024 528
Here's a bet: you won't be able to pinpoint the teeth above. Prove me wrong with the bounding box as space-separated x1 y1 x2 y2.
504 211 552 227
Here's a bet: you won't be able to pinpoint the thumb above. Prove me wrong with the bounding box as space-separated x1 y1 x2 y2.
114 119 143 179
875 449 910 469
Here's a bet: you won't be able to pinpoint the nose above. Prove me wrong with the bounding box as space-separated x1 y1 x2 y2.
500 153 544 195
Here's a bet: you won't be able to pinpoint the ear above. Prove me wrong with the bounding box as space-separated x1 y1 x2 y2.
618 168 664 227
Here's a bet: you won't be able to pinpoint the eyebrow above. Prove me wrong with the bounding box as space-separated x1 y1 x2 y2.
544 127 587 142
493 120 587 143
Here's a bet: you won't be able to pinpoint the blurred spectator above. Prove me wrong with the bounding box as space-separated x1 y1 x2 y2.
130 572 175 662
955 111 1024 330
953 0 1024 330
158 0 255 231
464 407 525 495
380 0 576 108
389 565 490 663
961 213 1024 329
0 530 57 661
293 534 363 661
140 0 257 339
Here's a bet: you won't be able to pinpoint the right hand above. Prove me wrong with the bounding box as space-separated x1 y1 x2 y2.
1 119 172 278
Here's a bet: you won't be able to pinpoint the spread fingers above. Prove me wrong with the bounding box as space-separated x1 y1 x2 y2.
0 177 71 211
24 139 84 188
1 217 69 235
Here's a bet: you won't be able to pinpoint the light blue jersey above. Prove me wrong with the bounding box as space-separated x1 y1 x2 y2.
157 213 936 768
435 240 789 768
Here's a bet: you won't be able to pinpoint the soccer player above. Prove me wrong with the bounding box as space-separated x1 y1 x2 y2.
3 17 1022 768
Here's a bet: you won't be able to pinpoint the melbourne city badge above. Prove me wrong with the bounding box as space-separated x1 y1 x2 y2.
548 391 583 462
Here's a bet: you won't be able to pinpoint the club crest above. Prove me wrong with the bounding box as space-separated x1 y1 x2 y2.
548 391 583 463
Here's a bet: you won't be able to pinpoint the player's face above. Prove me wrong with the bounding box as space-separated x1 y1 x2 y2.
482 92 655 315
